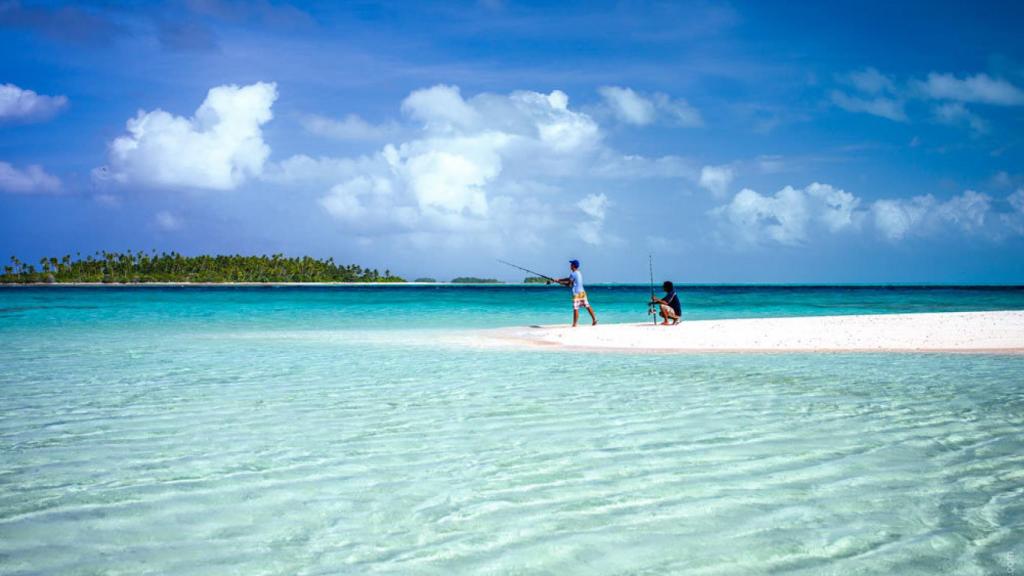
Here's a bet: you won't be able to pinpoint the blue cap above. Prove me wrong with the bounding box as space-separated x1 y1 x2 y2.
569 259 580 268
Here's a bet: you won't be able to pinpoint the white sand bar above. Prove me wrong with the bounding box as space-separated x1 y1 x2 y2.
485 311 1024 353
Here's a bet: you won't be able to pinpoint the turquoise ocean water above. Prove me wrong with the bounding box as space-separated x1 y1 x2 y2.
2 285 1023 575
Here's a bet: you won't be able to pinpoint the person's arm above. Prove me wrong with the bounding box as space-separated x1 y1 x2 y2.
548 277 571 286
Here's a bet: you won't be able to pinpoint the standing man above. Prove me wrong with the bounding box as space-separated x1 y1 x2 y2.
552 259 598 327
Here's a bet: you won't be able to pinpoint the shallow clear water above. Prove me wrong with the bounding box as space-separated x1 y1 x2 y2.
2 286 1023 575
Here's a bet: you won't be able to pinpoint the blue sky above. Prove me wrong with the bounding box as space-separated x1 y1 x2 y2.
2 0 1023 282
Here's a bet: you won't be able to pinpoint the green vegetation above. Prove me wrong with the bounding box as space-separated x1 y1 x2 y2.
1 252 404 284
524 276 549 284
450 277 501 284
414 277 438 283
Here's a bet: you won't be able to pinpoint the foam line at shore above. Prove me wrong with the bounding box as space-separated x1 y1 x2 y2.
480 311 1024 353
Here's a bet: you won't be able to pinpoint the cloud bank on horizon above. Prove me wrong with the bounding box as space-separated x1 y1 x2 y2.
2 0 1023 282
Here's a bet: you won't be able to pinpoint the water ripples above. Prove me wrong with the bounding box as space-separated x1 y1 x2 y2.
2 332 1023 574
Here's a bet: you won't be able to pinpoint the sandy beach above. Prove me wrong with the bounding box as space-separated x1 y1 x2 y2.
485 311 1024 353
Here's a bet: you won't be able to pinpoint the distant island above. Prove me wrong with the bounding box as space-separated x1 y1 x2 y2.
524 276 549 284
414 278 438 283
450 277 502 284
1 252 405 284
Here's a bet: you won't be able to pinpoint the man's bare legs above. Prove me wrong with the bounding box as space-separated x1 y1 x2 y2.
659 304 679 325
572 307 597 326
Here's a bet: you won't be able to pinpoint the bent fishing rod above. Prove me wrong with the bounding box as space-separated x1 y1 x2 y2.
497 259 559 283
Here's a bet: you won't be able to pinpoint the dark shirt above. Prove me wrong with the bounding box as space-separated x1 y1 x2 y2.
664 290 681 316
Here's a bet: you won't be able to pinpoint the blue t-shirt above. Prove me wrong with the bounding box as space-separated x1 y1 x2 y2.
570 270 584 294
664 290 681 315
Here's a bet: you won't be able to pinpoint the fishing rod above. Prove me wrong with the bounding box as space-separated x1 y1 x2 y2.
648 254 657 325
497 259 559 283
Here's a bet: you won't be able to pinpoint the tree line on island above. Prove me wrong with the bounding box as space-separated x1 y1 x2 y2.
0 252 554 285
2 252 404 284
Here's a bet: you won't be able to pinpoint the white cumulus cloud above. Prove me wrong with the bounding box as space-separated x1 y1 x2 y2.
718 183 1021 246
936 190 991 231
872 190 994 240
99 81 277 190
401 84 481 132
0 83 67 122
872 197 931 241
318 176 419 231
271 84 708 250
716 186 809 245
809 182 863 232
699 165 735 198
714 182 862 246
384 133 504 220
0 161 62 194
291 84 603 241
